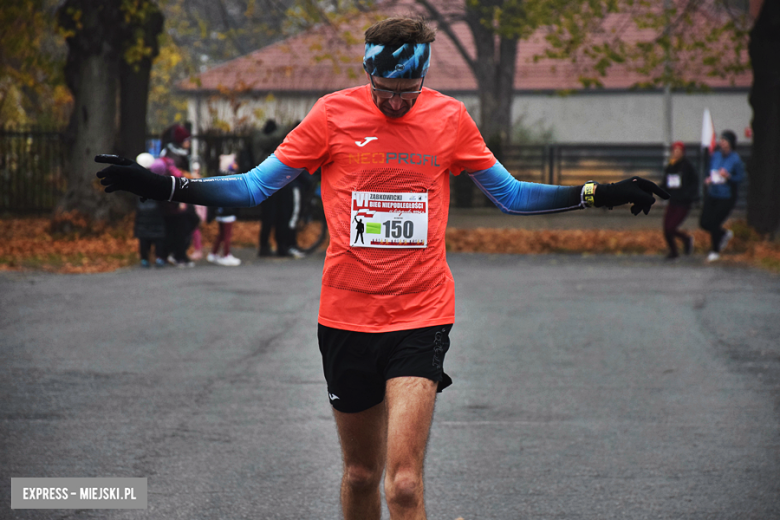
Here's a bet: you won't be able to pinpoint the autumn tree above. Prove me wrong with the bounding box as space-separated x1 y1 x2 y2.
417 0 525 154
147 0 298 131
0 0 70 126
56 0 163 223
416 0 751 147
530 0 779 236
118 2 164 162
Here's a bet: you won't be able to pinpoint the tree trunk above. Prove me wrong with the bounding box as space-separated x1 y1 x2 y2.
117 6 163 162
58 44 132 223
747 0 780 238
465 4 517 152
117 62 151 162
56 0 163 226
451 2 517 207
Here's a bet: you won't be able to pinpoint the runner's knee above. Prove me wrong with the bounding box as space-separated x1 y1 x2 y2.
344 463 383 493
385 470 422 508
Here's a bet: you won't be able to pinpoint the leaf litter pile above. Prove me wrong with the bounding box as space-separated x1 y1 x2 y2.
1 215 779 274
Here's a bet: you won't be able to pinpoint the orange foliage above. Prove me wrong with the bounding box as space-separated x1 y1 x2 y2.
446 228 708 255
0 216 138 274
1 217 779 274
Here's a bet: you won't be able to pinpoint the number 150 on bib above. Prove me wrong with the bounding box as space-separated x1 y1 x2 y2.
350 191 428 248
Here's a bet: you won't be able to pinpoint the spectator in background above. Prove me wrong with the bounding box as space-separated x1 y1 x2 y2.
161 123 191 171
134 153 167 268
159 124 199 267
253 119 285 256
662 141 698 260
700 130 745 262
189 160 207 261
272 177 306 259
252 119 305 259
207 157 241 266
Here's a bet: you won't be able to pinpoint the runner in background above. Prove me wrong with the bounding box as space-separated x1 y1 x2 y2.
96 16 669 520
700 130 745 262
662 141 698 260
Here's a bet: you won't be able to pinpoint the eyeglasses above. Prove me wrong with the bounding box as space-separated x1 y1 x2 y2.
369 76 425 100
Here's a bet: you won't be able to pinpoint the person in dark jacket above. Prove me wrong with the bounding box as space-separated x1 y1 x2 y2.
699 130 745 262
662 141 698 260
252 119 305 259
134 156 167 268
159 124 199 267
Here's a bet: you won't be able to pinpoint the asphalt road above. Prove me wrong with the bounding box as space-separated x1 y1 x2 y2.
1 253 779 519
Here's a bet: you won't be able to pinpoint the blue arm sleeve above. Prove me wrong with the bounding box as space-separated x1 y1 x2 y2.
469 161 584 215
173 154 304 207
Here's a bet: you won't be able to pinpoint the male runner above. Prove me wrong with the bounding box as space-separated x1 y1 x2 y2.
96 17 669 520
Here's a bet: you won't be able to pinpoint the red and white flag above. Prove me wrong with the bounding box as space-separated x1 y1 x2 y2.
701 108 717 153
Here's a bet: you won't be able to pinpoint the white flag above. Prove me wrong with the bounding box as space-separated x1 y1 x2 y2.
701 108 716 153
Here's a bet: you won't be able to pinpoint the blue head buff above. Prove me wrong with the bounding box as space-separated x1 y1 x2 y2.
362 43 431 79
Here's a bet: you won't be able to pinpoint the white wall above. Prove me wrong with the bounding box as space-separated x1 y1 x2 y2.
187 94 320 134
510 91 752 144
187 90 752 145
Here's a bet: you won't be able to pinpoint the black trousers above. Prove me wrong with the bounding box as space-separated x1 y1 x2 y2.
699 197 735 252
138 238 165 261
259 183 301 254
663 202 691 255
165 208 199 262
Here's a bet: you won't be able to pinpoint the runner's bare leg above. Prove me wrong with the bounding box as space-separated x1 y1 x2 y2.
334 401 387 520
384 376 438 520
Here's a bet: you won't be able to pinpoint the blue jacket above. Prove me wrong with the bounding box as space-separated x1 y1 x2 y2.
707 150 745 200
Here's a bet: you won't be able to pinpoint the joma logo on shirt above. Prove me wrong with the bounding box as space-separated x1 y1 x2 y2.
349 152 440 167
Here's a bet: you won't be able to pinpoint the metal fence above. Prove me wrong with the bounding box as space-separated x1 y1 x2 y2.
500 143 751 209
0 127 67 214
0 128 752 213
196 133 250 175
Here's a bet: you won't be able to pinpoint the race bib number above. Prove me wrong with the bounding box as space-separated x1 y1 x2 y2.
710 169 726 184
667 174 681 188
350 191 428 248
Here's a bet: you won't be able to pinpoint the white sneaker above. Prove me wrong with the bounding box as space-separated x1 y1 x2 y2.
287 247 306 259
707 251 720 262
167 254 177 266
217 254 241 266
719 229 734 252
207 253 218 263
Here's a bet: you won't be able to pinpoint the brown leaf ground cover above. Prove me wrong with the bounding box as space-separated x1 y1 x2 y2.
1 215 778 274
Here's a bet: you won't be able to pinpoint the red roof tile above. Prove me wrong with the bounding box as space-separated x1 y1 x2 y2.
178 0 751 94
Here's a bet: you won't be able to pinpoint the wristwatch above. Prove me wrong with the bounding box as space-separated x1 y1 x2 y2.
581 181 598 208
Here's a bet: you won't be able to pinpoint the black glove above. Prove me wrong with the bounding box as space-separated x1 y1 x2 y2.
95 154 171 201
593 176 670 215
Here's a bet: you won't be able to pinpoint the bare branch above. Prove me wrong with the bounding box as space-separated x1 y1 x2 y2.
414 0 476 73
217 0 249 55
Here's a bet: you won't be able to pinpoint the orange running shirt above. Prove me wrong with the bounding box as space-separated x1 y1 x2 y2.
275 85 496 332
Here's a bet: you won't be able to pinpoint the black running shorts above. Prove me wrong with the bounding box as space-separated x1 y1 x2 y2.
317 323 453 413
